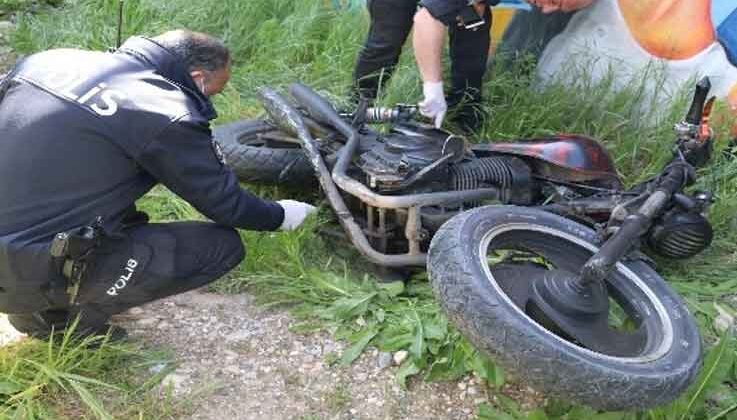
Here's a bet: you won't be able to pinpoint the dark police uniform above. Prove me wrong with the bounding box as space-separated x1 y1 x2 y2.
0 37 285 334
353 0 493 130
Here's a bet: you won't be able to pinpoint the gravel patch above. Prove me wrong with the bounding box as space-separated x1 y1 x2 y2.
115 289 495 420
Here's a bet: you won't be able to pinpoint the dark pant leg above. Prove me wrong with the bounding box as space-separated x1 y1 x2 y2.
69 222 245 329
353 0 418 101
496 9 574 68
448 5 492 131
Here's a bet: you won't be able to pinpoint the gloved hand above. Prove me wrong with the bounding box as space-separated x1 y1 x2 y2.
419 81 447 129
277 200 317 231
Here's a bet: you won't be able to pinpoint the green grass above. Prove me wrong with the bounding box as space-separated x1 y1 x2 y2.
0 0 61 17
0 321 184 419
5 0 737 418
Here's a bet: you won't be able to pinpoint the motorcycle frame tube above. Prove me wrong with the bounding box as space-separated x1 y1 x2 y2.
259 87 487 267
287 83 502 209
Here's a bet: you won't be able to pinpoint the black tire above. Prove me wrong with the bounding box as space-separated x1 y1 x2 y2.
213 119 314 185
427 206 702 410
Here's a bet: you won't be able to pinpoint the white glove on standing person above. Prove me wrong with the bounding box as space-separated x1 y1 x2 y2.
419 81 447 128
277 200 317 230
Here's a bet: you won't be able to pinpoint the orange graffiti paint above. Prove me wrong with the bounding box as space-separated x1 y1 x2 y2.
618 0 715 60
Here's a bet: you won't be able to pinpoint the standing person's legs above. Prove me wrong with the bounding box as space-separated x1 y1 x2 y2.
9 222 245 337
448 4 492 133
353 0 418 102
496 9 575 67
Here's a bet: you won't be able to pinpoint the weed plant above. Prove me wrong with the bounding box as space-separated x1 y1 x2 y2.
0 321 180 419
6 0 737 418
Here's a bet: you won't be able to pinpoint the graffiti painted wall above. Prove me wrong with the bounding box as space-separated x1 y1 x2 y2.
497 0 737 124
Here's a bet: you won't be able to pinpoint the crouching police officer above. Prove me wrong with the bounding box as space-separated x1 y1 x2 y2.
353 0 493 132
0 30 316 340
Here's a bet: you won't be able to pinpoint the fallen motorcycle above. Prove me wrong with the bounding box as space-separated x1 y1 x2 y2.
213 78 717 410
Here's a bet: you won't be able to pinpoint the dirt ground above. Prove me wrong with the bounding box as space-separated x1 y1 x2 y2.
0 286 541 419
116 290 495 420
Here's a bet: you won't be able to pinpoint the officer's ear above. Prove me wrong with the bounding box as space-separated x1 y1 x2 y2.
190 70 208 95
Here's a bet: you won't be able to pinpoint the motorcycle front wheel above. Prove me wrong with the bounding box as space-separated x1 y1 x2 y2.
427 206 702 411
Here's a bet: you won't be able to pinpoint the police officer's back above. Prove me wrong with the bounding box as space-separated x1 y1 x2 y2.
0 30 315 339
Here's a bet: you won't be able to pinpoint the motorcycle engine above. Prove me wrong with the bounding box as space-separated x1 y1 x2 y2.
356 123 459 192
647 208 713 259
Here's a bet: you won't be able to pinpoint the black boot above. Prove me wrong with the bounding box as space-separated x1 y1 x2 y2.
8 309 127 344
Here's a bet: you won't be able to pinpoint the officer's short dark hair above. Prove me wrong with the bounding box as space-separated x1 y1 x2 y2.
152 30 230 72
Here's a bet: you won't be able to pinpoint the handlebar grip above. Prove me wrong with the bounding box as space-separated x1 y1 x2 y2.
289 83 349 133
685 77 712 125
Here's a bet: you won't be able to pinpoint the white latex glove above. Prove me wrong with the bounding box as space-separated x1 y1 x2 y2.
277 200 317 231
419 81 447 128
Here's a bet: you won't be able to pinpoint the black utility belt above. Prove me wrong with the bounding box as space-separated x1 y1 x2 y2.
458 2 487 30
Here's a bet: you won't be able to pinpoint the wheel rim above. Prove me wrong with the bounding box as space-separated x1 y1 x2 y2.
479 222 675 363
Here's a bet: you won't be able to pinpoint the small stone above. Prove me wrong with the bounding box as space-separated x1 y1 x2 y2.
0 21 14 36
226 330 251 342
223 365 241 376
457 382 467 391
467 386 479 396
713 303 735 333
160 372 189 394
158 321 171 329
377 352 393 369
305 345 322 356
473 397 487 405
137 317 157 327
127 307 144 316
148 363 167 374
393 350 409 366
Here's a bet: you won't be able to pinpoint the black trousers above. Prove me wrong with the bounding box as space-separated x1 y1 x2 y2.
353 0 491 125
496 9 574 68
9 222 245 334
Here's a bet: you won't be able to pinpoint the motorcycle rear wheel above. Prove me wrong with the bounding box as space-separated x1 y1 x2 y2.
427 205 702 410
212 119 313 185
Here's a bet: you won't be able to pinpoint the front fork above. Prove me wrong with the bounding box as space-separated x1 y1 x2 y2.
577 164 689 287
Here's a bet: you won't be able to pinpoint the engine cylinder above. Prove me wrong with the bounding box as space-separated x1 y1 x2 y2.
648 211 713 259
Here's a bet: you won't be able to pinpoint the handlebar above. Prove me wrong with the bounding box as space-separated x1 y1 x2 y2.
685 77 711 126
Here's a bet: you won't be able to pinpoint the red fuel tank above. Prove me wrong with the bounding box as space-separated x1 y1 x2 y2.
472 134 622 188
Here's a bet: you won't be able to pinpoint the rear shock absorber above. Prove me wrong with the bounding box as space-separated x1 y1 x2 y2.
364 104 419 123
